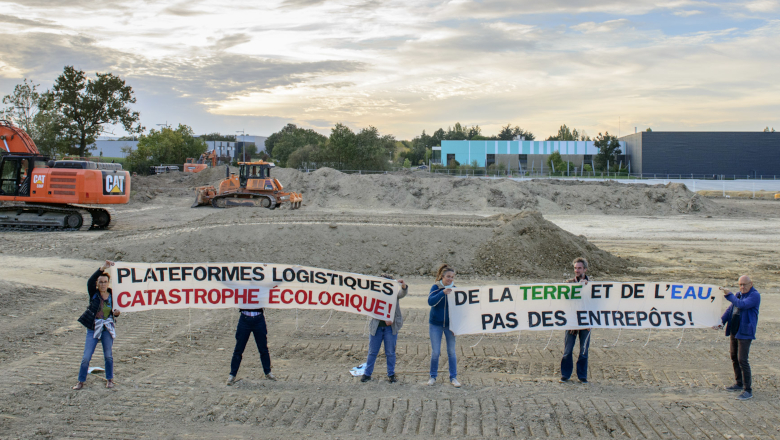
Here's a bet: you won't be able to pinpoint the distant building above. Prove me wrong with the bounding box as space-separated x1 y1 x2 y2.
619 132 780 177
435 140 626 171
90 139 139 158
236 135 268 153
206 141 236 158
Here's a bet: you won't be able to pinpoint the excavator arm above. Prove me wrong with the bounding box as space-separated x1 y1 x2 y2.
0 120 39 155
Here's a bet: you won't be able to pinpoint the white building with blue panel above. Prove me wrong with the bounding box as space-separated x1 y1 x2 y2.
434 140 625 170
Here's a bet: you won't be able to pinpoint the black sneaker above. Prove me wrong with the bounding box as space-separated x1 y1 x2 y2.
559 377 570 383
736 391 753 401
725 384 743 392
388 375 397 383
579 378 589 384
360 374 371 382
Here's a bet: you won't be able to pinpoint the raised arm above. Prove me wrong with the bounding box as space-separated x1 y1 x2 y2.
725 292 760 310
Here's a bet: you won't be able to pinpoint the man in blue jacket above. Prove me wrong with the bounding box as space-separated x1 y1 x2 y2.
715 275 760 401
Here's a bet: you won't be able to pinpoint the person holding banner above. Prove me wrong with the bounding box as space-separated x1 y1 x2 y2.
715 275 761 401
73 260 120 390
428 264 460 388
560 257 591 384
227 307 276 385
361 275 408 383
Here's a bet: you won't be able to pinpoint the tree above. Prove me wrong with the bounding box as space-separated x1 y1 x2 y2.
764 127 776 132
2 80 72 156
547 124 589 141
269 125 327 166
235 143 257 162
264 123 299 157
51 66 144 157
123 124 206 174
202 132 236 141
497 124 535 140
646 127 653 132
593 132 621 171
1 79 41 134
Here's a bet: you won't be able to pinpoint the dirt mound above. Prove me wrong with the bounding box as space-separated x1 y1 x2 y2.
474 211 627 277
271 168 731 215
85 209 628 279
130 166 232 202
129 166 735 216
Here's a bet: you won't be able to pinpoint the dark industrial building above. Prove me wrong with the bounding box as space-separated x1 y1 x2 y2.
620 132 780 177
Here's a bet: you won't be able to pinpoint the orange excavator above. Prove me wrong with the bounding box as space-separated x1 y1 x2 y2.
191 161 302 209
0 120 130 230
183 150 217 173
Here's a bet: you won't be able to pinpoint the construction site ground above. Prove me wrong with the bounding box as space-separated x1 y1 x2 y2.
1 168 779 439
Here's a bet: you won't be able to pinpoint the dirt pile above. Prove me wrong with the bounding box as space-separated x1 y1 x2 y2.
82 209 628 279
129 166 737 216
273 168 731 215
474 211 627 277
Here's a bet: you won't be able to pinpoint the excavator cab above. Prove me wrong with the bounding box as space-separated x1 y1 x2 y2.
0 155 36 197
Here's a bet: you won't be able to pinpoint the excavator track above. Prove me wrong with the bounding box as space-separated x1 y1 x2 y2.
0 203 114 231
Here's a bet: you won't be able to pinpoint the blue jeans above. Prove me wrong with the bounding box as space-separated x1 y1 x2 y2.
364 326 397 377
230 314 272 376
78 329 114 382
561 329 590 380
429 324 457 380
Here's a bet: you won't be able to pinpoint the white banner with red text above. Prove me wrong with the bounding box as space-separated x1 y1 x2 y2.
446 282 722 335
110 262 401 320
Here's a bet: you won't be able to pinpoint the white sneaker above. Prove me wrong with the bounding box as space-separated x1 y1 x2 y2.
427 377 436 386
451 378 461 388
226 375 235 386
266 372 277 381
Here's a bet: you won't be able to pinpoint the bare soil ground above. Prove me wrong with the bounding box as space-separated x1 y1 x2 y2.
1 169 779 439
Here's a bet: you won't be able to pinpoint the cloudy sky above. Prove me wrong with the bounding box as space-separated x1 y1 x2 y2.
1 0 778 139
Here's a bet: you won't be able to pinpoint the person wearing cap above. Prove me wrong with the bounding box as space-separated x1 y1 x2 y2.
361 275 408 383
226 306 276 385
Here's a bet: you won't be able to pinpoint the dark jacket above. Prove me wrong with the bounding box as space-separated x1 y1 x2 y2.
83 268 114 330
428 283 453 327
721 287 760 340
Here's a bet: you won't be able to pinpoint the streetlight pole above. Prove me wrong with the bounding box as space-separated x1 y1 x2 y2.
236 129 245 163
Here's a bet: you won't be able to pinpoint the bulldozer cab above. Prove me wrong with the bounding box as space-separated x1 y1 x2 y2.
238 162 274 189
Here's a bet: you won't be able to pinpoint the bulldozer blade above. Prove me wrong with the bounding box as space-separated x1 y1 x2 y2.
192 190 208 208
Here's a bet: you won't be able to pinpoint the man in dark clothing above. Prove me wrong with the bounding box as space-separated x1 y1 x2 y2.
715 275 761 401
227 309 275 385
560 257 592 384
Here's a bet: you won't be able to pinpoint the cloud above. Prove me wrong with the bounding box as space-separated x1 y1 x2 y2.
212 33 252 51
571 18 631 33
161 4 210 16
744 0 779 12
674 10 704 16
0 14 61 28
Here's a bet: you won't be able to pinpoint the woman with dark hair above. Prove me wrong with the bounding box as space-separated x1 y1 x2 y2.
72 260 120 390
427 263 460 387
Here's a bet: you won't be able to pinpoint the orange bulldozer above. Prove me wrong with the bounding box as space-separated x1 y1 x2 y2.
191 161 302 209
183 150 217 173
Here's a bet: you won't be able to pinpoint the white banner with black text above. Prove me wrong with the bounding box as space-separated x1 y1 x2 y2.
445 282 722 335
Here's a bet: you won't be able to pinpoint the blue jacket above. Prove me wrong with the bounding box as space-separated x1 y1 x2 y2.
428 283 452 327
721 287 760 340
